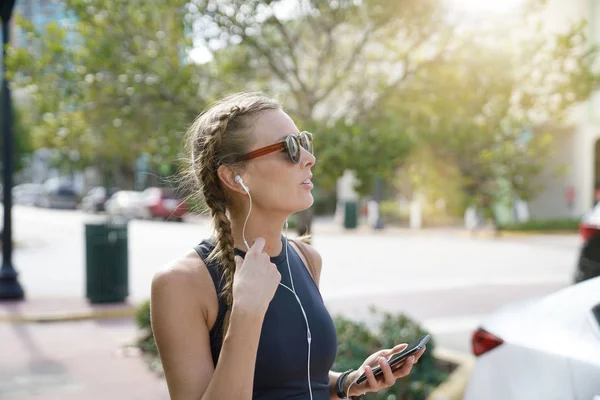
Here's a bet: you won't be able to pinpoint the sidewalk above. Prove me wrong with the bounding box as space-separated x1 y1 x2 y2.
0 298 166 400
0 297 137 323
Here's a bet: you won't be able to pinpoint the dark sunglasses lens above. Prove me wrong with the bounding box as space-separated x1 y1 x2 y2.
299 132 313 154
287 136 300 163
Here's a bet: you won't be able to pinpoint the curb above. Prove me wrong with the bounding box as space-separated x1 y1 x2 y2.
0 303 138 323
427 347 475 400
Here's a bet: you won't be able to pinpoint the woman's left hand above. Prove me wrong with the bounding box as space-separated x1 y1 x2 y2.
345 343 426 398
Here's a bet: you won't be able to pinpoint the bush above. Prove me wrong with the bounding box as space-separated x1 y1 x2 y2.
334 310 447 400
134 303 447 398
499 218 580 232
135 299 159 357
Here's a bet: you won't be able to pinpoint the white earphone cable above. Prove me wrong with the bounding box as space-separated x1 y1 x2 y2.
346 379 358 399
240 185 313 400
241 186 252 251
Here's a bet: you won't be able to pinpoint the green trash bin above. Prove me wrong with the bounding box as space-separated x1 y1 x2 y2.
344 200 359 229
85 222 129 303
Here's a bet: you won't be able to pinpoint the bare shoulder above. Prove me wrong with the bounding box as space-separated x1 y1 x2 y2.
151 250 217 321
150 251 219 398
152 251 206 292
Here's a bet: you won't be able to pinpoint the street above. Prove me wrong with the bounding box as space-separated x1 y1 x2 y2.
6 205 582 354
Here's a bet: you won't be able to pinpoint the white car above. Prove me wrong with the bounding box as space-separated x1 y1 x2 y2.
104 190 148 219
464 277 600 400
12 183 43 205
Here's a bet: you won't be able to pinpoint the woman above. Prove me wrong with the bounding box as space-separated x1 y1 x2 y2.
151 92 425 400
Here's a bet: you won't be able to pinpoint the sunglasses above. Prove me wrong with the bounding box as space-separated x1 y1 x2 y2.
238 131 313 164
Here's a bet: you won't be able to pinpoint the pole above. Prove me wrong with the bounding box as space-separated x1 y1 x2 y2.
0 2 25 300
373 175 384 230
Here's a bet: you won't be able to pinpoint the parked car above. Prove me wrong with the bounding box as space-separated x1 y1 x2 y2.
464 277 600 400
574 203 600 283
104 190 147 219
12 183 43 206
37 178 79 209
141 187 188 221
81 186 120 213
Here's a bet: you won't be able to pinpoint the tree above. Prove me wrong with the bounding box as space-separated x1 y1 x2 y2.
7 0 221 186
190 0 456 231
379 5 600 223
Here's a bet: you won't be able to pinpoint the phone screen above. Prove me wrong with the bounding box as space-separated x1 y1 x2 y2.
355 334 430 385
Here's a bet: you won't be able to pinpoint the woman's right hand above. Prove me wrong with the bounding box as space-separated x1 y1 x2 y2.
232 237 281 315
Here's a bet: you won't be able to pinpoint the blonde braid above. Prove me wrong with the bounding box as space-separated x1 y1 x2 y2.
196 106 248 339
200 106 244 306
183 93 281 339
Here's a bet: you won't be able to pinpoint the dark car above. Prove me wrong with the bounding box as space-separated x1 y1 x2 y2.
37 178 79 209
574 203 600 283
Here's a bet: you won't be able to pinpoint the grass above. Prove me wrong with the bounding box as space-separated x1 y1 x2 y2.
499 218 580 232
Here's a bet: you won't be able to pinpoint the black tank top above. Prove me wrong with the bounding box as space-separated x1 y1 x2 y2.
194 236 338 400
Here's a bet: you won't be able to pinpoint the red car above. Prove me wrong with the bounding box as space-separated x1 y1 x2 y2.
142 187 188 222
574 203 600 283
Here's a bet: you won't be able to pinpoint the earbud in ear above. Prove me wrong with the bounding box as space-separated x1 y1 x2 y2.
235 175 250 193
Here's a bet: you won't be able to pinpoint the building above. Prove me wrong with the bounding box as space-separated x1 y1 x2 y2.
526 0 600 219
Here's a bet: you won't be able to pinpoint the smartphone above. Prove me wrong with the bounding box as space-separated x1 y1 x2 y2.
355 334 430 385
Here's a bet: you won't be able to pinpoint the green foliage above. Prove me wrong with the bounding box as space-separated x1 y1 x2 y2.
190 0 450 194
135 299 159 357
8 0 599 208
135 299 152 331
332 316 381 372
334 311 447 400
387 12 600 207
499 218 580 232
8 0 213 171
311 119 414 195
0 103 34 173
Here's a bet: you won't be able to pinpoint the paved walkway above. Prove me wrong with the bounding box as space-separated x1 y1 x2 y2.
0 297 137 323
0 298 167 400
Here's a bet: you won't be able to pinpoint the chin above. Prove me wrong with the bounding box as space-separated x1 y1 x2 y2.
295 193 314 212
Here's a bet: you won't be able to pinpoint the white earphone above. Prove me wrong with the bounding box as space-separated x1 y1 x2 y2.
235 175 249 193
235 174 313 400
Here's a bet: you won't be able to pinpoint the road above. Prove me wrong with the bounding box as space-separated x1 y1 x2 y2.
5 205 582 355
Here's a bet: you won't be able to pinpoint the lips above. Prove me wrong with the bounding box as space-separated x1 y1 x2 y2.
301 175 313 185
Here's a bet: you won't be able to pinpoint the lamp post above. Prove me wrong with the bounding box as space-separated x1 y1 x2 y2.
0 0 25 301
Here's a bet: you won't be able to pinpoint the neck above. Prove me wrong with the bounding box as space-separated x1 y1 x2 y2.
228 205 289 257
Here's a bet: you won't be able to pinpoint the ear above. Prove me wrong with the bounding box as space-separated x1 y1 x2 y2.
217 165 247 195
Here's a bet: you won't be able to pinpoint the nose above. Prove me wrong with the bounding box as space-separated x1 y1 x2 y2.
300 147 316 168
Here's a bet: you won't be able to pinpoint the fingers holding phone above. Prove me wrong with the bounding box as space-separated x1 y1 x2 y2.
351 334 430 396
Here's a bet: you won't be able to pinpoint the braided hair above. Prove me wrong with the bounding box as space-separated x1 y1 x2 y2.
184 92 281 337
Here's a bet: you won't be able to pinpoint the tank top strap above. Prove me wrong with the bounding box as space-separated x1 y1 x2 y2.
193 240 226 293
193 239 227 366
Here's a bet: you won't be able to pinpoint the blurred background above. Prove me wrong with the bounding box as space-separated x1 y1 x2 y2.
1 0 599 399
